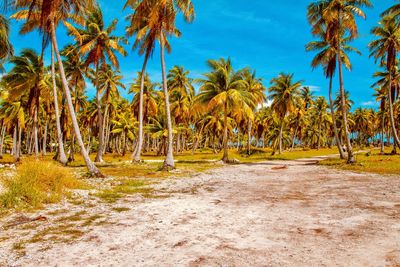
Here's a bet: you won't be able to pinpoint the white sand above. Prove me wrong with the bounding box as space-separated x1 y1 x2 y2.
1 158 399 266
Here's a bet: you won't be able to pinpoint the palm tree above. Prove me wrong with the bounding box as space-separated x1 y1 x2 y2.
241 69 265 155
268 73 302 154
196 58 255 162
10 0 102 176
369 16 400 151
0 15 13 71
305 28 359 159
66 6 127 163
3 49 49 158
308 0 372 163
131 0 195 169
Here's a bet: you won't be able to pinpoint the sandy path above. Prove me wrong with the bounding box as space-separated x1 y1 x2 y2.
1 158 400 266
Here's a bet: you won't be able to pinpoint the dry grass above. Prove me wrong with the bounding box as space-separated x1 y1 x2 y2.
320 148 400 175
0 160 84 209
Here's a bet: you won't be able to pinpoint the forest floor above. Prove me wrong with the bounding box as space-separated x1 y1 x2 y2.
0 155 399 266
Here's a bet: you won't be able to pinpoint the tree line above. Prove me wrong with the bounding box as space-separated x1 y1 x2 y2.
0 0 398 176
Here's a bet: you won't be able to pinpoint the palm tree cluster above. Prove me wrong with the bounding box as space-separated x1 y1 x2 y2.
0 0 399 175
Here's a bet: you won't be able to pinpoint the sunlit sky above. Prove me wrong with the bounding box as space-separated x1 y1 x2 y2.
5 0 395 108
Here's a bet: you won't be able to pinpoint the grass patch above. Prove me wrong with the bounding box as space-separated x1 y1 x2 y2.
112 207 130 213
56 211 87 223
94 179 154 203
320 149 400 175
28 223 85 244
0 160 84 210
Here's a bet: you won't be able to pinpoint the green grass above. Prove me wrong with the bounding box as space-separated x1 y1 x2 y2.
320 148 400 175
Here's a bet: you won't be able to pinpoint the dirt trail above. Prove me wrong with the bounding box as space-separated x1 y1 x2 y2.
1 158 400 267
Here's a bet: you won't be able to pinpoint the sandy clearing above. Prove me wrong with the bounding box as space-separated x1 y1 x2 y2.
1 158 400 267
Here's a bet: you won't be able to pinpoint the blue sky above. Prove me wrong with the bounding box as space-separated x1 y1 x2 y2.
5 0 395 108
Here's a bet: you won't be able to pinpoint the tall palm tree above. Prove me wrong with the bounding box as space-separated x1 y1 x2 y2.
10 0 102 176
66 6 127 162
241 69 265 155
197 58 255 162
125 0 162 162
308 0 372 163
306 29 359 159
0 14 13 71
3 49 49 158
268 73 302 154
128 0 195 169
369 16 400 151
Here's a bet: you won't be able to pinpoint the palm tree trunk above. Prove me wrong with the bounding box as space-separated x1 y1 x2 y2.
12 126 17 158
50 20 102 177
42 119 48 156
222 102 229 162
0 126 5 159
278 117 284 154
247 120 252 155
51 43 68 165
328 75 345 159
387 72 400 151
95 62 105 163
133 56 149 162
160 36 174 169
338 52 355 163
16 125 22 162
33 105 39 157
380 110 385 154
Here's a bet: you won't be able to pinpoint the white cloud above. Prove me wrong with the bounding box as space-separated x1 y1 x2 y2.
361 101 378 107
304 85 321 92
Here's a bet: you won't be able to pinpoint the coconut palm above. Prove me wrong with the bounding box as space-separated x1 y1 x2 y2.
307 0 372 163
305 27 360 159
66 6 127 162
0 14 13 71
10 0 102 176
369 16 400 151
268 73 302 154
241 69 266 155
3 49 50 158
196 58 255 162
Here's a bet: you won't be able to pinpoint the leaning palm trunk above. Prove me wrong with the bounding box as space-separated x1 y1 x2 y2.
51 44 68 165
50 20 102 177
338 53 355 164
133 56 149 163
160 36 174 169
0 126 5 159
328 75 345 159
33 106 39 157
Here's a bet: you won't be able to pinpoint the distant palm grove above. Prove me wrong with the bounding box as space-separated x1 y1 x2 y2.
0 0 399 176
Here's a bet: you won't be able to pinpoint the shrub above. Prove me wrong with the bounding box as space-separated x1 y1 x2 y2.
0 160 83 209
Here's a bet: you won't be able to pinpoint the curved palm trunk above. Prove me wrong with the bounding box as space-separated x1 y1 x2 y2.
50 21 102 177
222 102 229 162
42 118 48 156
51 43 67 165
338 53 355 164
160 36 174 169
133 56 149 163
328 75 345 159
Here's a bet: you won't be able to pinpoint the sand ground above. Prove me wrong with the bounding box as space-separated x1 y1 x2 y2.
1 158 399 267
